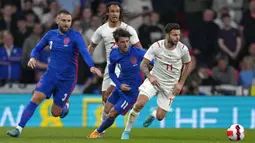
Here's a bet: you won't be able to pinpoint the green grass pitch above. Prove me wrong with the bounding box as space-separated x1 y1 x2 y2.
0 127 254 143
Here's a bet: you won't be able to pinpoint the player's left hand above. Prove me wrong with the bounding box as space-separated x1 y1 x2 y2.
90 67 102 77
172 82 183 96
28 58 37 69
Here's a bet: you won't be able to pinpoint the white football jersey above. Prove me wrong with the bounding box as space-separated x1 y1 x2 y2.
144 40 191 88
90 22 140 63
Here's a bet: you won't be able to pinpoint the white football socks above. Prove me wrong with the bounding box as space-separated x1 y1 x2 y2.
101 106 108 134
102 111 108 120
16 126 23 133
151 109 157 119
124 109 140 132
101 106 108 121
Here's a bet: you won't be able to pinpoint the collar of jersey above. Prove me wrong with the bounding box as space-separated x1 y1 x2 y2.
118 46 131 55
57 29 71 36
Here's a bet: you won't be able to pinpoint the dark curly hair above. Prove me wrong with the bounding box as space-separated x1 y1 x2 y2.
101 2 129 23
113 28 132 42
165 23 181 33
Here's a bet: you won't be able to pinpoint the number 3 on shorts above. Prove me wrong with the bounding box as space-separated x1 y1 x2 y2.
62 93 68 101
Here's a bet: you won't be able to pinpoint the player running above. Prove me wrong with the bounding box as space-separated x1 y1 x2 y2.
88 2 143 125
7 10 102 138
121 23 192 140
87 28 152 139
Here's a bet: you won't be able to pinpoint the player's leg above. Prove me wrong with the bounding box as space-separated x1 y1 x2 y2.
101 85 115 120
155 95 175 120
143 107 168 127
103 85 115 103
102 88 119 119
102 66 119 116
88 107 119 139
122 79 157 139
87 89 119 138
101 74 111 119
7 76 54 138
100 73 114 136
121 94 149 139
88 93 134 139
143 93 175 127
51 79 75 118
51 100 70 118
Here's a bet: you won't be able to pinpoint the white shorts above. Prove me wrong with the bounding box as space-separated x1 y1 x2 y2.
101 64 120 91
138 78 175 111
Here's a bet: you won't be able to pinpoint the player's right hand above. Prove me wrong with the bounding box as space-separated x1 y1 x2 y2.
148 75 160 87
120 84 131 91
27 58 37 69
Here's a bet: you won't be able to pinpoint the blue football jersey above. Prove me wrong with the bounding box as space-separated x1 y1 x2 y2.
30 29 94 80
108 46 149 91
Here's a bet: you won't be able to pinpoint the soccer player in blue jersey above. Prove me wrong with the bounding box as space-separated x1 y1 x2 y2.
87 28 152 139
7 10 102 138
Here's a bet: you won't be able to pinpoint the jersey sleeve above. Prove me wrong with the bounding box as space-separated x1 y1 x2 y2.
108 53 121 89
181 45 191 63
76 32 94 68
127 26 140 45
90 26 103 44
30 31 50 58
137 48 154 65
143 43 157 62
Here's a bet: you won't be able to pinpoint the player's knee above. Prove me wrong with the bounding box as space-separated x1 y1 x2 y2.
108 112 117 120
108 114 116 120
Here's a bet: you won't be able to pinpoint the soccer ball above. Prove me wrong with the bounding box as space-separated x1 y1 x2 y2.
227 124 245 141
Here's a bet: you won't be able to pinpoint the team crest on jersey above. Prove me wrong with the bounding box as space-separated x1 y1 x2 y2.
131 57 137 66
64 37 70 47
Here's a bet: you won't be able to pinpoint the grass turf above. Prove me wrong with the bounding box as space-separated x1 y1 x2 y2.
0 127 254 143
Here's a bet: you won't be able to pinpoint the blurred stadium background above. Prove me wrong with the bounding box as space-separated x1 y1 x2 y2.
0 0 255 142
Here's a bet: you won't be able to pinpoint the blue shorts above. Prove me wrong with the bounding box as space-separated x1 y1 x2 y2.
35 72 76 108
108 89 138 116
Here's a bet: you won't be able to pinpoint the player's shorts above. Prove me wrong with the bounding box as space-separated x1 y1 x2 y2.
139 78 175 112
35 72 76 108
102 63 120 91
108 89 137 116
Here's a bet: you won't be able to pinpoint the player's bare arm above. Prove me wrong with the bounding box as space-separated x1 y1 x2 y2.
148 64 153 71
88 42 98 55
140 58 159 87
140 58 151 78
172 61 192 96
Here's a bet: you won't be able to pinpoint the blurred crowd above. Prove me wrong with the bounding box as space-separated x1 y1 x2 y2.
1 0 255 95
